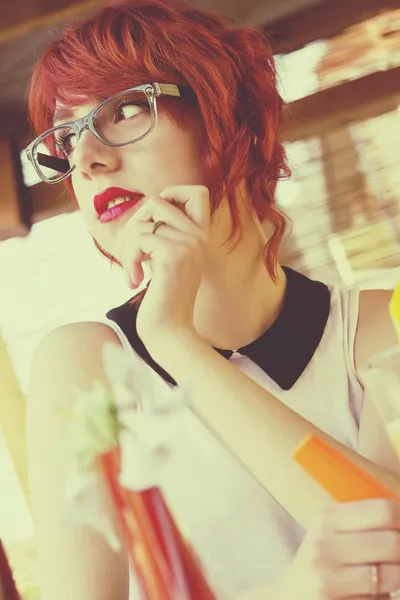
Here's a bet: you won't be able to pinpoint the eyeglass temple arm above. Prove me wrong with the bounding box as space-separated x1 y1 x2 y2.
37 152 70 174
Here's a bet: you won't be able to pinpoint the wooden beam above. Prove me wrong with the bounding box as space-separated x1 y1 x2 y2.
0 0 108 44
281 66 400 142
2 0 398 49
267 0 400 55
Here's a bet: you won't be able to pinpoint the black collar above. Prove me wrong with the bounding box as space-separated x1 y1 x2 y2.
106 267 331 390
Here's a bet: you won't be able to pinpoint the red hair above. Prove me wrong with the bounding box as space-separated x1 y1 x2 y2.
28 0 289 300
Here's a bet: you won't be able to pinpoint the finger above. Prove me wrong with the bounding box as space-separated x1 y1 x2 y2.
329 500 400 533
133 194 207 239
343 595 390 600
123 234 196 288
117 218 178 286
119 220 163 286
333 530 400 565
125 220 197 240
120 224 201 287
335 563 400 597
159 185 211 234
116 187 210 273
138 231 203 274
120 233 146 288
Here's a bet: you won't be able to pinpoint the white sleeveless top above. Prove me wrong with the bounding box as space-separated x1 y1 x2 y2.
103 283 363 598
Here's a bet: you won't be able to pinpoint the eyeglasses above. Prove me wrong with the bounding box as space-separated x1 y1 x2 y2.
25 83 184 185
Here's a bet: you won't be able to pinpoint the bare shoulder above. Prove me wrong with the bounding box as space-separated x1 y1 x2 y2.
35 320 122 352
28 321 123 405
355 289 397 371
32 321 122 363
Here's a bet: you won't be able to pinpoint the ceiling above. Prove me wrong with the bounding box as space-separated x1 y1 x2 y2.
1 0 395 137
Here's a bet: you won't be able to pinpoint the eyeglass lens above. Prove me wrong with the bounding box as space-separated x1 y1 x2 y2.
34 89 153 182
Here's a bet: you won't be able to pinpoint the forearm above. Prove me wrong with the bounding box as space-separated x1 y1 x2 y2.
235 574 287 600
159 332 400 528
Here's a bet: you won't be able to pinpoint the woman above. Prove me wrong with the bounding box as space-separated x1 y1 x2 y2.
26 0 400 599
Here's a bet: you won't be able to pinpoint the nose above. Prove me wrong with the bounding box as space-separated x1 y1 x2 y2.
72 129 121 178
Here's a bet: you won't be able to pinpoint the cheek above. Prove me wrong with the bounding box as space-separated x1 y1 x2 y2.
70 183 101 240
137 120 204 185
158 143 203 185
71 176 88 212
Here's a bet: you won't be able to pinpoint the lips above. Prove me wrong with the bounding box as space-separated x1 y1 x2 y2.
94 187 145 218
99 199 143 223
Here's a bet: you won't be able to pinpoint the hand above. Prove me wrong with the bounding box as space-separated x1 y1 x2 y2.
116 184 210 357
282 499 400 600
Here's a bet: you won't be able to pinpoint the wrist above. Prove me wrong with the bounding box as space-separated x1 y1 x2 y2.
145 327 211 380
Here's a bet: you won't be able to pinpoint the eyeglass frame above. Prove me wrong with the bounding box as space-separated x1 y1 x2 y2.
25 82 184 185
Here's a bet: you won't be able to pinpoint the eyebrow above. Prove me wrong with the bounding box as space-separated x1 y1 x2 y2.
53 107 75 125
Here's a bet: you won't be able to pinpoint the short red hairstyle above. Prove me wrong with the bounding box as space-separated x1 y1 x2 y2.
28 0 289 283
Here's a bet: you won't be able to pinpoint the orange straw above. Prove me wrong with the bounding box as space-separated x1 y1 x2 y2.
294 435 398 502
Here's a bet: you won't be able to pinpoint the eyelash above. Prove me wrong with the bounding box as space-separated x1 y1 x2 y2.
55 130 73 154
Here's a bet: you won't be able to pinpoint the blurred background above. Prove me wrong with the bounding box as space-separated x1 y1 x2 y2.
0 0 399 597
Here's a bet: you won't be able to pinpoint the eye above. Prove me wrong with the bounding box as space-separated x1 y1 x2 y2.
55 130 76 157
114 100 146 123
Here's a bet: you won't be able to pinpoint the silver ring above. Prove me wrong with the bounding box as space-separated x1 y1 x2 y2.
390 590 400 599
371 564 380 596
151 220 165 235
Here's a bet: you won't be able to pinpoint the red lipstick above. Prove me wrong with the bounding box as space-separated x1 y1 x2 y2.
100 199 142 223
94 187 145 221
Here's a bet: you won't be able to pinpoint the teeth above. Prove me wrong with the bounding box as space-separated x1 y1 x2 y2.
106 196 131 210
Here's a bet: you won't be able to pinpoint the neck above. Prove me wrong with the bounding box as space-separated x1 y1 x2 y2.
193 208 287 351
